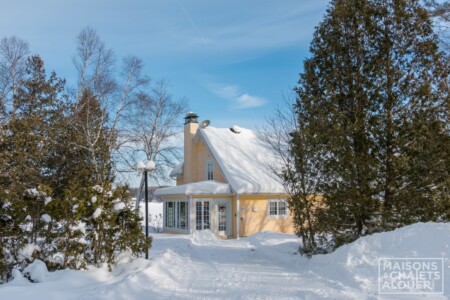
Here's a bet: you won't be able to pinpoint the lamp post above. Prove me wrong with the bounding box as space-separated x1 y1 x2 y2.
137 160 155 259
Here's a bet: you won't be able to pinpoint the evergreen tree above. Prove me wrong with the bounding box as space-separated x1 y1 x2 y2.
0 55 151 279
292 0 450 250
0 55 66 278
369 0 450 226
295 0 380 248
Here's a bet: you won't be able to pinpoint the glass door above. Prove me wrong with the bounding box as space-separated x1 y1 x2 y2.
217 201 231 236
218 204 227 234
195 201 210 230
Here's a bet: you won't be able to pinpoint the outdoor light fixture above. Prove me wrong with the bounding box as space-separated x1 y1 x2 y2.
137 160 156 259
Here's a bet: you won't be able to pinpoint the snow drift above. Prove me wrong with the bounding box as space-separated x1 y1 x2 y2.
0 222 448 299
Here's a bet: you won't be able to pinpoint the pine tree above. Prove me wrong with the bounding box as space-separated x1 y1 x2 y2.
0 55 151 279
293 0 450 250
0 55 66 277
368 0 450 227
295 0 380 248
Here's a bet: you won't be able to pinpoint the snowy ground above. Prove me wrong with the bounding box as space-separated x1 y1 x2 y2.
1 222 449 299
137 201 163 232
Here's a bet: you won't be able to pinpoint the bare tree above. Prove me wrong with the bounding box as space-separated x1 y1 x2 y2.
424 1 450 51
117 80 186 185
425 0 450 21
71 27 186 187
0 36 29 120
259 91 323 255
71 28 150 182
73 26 116 105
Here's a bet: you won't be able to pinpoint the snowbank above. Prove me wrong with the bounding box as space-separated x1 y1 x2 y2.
0 222 448 299
23 260 48 283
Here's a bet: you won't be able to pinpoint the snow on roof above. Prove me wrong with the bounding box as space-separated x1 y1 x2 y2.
199 126 284 194
154 181 231 196
169 161 184 178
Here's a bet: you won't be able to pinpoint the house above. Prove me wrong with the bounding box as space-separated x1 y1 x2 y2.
154 112 294 238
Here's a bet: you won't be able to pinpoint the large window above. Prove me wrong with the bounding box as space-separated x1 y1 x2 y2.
206 160 214 180
268 200 287 217
165 201 188 230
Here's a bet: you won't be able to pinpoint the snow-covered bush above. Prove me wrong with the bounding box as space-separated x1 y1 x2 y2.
86 185 151 269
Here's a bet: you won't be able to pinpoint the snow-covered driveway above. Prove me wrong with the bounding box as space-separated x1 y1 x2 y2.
143 232 354 299
1 223 449 299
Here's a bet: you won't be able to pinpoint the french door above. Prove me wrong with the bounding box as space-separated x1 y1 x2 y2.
195 201 210 230
217 201 231 235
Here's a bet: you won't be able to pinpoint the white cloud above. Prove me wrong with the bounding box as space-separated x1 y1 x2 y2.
212 83 266 109
236 94 266 109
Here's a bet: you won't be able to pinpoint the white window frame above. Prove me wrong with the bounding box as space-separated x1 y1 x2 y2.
206 160 214 180
164 200 189 232
267 199 288 218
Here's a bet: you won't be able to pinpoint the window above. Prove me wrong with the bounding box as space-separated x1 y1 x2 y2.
206 160 214 180
166 202 175 227
268 200 288 217
165 201 189 230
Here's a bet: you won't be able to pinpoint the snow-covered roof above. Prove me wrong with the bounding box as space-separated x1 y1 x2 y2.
198 126 284 194
154 181 231 196
169 161 184 178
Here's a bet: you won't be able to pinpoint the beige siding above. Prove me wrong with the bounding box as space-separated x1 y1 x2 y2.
238 195 294 236
176 175 184 186
191 138 226 183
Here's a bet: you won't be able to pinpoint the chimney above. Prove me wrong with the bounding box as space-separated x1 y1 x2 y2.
184 112 198 125
184 112 198 183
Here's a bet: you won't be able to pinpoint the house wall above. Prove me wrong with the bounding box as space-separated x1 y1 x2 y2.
161 195 233 237
161 193 296 238
192 138 226 183
179 124 226 185
236 195 294 237
176 175 184 186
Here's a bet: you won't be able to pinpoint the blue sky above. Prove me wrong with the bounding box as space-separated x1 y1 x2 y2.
1 0 329 129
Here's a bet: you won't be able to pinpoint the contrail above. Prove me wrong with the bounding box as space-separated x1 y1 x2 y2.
176 0 208 44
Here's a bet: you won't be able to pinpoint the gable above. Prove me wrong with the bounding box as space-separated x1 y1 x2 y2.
194 135 226 183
